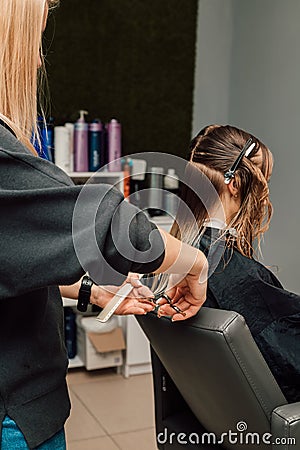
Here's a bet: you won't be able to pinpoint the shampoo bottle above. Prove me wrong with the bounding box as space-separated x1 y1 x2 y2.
88 119 103 172
46 117 55 163
122 157 132 199
64 307 77 359
148 167 164 216
33 116 52 161
54 126 71 173
164 168 179 217
65 122 75 173
74 110 88 172
107 118 122 172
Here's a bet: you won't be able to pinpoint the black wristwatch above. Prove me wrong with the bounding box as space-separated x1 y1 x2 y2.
77 275 94 312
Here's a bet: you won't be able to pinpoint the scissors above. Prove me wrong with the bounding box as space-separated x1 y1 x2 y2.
152 290 186 316
97 277 185 323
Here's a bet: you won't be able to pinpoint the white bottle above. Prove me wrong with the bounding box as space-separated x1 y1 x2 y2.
163 168 179 217
54 126 71 173
164 168 179 190
65 123 75 173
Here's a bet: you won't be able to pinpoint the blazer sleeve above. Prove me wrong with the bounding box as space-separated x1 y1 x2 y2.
0 141 165 298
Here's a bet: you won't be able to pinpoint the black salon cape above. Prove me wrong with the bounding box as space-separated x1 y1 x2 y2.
200 228 300 403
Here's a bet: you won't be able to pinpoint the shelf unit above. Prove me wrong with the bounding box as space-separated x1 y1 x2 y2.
68 354 84 369
63 171 173 374
64 172 125 370
69 171 125 194
121 216 173 377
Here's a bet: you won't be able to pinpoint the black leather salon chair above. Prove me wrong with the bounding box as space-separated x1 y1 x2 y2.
137 308 300 450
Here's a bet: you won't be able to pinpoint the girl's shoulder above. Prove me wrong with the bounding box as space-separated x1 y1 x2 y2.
199 230 282 288
233 249 283 288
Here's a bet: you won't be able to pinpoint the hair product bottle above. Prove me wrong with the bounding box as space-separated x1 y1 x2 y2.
74 110 88 172
46 117 55 162
33 116 53 161
164 168 179 217
101 124 109 170
122 157 132 199
64 307 77 359
148 167 164 216
107 118 122 172
54 126 72 173
88 119 103 172
65 122 75 173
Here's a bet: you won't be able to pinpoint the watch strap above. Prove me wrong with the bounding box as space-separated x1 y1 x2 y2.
77 275 94 312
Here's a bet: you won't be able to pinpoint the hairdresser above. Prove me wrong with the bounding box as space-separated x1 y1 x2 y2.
0 1 208 449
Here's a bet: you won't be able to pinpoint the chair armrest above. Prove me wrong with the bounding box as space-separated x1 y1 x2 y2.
271 403 300 449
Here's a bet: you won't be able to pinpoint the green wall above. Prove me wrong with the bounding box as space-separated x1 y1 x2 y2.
44 0 198 158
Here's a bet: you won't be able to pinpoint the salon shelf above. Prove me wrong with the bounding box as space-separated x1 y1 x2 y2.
62 297 76 308
62 199 173 373
68 355 84 369
147 214 173 231
68 171 124 178
120 215 173 377
68 171 125 194
62 298 83 369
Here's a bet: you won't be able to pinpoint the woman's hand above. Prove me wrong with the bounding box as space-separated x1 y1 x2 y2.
157 271 207 321
93 256 208 320
90 274 156 316
152 228 208 320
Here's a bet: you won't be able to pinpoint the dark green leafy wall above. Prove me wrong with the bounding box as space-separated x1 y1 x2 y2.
44 0 198 157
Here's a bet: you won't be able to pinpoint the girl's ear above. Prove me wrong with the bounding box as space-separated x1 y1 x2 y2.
227 179 240 197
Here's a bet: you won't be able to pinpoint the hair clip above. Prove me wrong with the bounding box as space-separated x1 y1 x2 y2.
224 138 256 184
225 227 238 238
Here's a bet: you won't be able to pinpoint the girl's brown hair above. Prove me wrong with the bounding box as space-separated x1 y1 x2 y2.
171 124 273 258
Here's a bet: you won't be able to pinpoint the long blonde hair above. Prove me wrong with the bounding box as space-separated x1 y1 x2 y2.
0 0 59 153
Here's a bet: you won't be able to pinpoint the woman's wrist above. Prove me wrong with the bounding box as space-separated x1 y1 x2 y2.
189 249 208 278
90 285 117 309
90 284 103 307
154 229 208 281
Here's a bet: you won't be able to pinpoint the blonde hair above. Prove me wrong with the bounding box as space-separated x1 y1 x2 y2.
0 0 59 153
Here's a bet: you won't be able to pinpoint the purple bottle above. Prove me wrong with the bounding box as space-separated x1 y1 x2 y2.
74 110 88 172
107 118 122 172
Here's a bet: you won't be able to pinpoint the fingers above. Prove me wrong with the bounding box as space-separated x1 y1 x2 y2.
115 299 155 316
125 275 155 300
170 304 200 321
157 302 200 321
157 291 203 321
134 285 155 299
126 274 142 288
119 307 148 315
165 287 184 304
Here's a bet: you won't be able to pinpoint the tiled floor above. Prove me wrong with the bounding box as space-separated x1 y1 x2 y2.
66 368 158 450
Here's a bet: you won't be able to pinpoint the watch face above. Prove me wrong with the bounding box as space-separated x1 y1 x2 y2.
82 276 93 288
77 277 93 312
